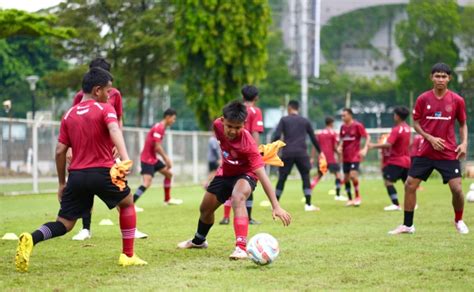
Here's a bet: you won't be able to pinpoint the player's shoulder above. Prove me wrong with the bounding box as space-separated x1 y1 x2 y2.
109 87 122 98
448 90 465 102
417 90 433 101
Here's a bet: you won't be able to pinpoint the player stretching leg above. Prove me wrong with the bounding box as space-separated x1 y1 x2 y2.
311 117 347 201
368 107 411 211
390 63 469 235
178 101 291 259
15 68 146 272
338 108 370 207
133 109 183 208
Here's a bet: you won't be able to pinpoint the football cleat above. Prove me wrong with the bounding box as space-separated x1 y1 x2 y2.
249 219 261 225
164 198 183 206
388 225 415 235
345 200 354 207
15 233 34 272
72 229 91 241
454 220 469 234
335 195 348 201
229 247 249 260
134 205 144 212
177 239 208 249
384 204 402 211
219 218 230 225
353 197 362 206
134 229 148 239
304 204 320 212
118 253 148 266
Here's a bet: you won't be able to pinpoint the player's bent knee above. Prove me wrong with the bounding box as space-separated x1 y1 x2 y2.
57 217 76 232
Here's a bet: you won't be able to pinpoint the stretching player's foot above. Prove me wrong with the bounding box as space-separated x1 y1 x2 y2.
72 228 91 241
384 204 401 211
249 219 261 225
388 225 415 235
335 195 348 201
134 205 144 212
354 197 362 206
345 200 354 207
229 247 248 260
135 229 148 239
219 218 230 225
164 198 183 205
454 220 469 234
118 253 148 266
15 233 33 272
304 204 320 212
177 239 208 249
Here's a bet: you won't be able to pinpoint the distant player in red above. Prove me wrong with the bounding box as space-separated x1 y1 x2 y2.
369 106 411 211
15 68 146 272
311 116 346 201
410 134 423 158
70 58 123 241
338 108 370 207
221 85 264 225
390 63 469 235
133 109 182 207
177 101 291 259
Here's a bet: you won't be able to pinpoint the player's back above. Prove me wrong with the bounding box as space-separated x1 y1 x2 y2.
317 129 338 163
245 105 264 133
279 115 312 156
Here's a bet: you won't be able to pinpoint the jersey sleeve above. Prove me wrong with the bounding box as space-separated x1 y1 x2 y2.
102 104 119 125
253 108 264 133
72 91 83 106
358 123 368 137
113 90 123 118
151 126 164 143
58 119 70 146
413 96 424 121
456 96 467 123
387 127 398 145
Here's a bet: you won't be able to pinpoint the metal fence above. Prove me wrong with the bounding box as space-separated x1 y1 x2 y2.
1 117 473 195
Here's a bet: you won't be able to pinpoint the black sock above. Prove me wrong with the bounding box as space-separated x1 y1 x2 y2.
386 185 399 206
192 220 213 245
345 182 352 200
335 178 341 196
305 195 311 205
31 221 67 245
133 185 147 202
82 213 91 230
403 211 414 227
276 189 283 201
247 194 253 220
246 207 252 220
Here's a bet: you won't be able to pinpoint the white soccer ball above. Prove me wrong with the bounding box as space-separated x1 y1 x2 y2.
247 233 280 265
470 183 474 191
466 190 474 203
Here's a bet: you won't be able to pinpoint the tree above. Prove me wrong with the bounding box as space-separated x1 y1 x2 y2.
175 0 271 128
395 0 460 98
460 5 474 62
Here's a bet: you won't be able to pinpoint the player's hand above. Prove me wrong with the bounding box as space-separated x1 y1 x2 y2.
359 148 368 157
57 183 66 203
455 143 467 160
428 136 445 151
320 152 326 161
367 143 374 150
272 206 292 226
336 145 342 154
112 147 120 159
66 148 73 164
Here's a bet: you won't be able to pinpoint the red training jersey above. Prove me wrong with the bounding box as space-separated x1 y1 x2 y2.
316 128 339 164
413 90 466 160
409 134 423 158
381 122 411 168
58 100 118 170
245 105 264 134
73 88 123 119
140 122 166 165
340 121 368 163
214 118 264 180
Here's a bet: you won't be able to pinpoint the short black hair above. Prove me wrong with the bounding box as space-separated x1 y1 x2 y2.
163 108 177 118
82 67 113 94
325 116 334 126
223 100 247 123
288 100 299 110
241 85 259 101
89 58 111 72
342 108 353 115
431 63 451 75
394 106 409 121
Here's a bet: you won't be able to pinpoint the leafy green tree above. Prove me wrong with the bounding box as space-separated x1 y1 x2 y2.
175 0 271 128
395 0 460 98
460 5 474 62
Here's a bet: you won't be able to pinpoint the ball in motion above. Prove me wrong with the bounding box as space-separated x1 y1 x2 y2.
247 233 280 265
467 190 474 203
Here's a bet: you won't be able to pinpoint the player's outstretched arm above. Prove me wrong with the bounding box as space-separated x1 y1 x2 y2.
456 121 468 160
55 142 68 202
108 122 130 161
414 120 445 151
254 167 292 226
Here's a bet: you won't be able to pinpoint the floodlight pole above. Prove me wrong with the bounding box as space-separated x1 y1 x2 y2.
300 0 308 118
26 75 39 119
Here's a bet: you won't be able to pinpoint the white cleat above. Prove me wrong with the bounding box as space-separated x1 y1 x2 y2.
72 229 91 241
335 195 348 201
134 205 144 212
229 247 249 260
388 225 415 235
177 239 208 249
304 204 320 212
384 204 402 211
454 220 469 234
135 229 148 239
164 198 183 206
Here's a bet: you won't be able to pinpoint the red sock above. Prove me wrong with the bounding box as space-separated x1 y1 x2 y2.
223 199 232 219
353 179 360 198
119 205 136 257
310 175 320 189
164 178 171 202
455 209 463 222
233 216 248 251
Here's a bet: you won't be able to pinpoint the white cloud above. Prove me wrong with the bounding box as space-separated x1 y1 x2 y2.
0 0 64 12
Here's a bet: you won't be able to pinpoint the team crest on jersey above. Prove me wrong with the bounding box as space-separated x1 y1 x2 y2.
434 111 442 117
445 105 452 112
222 151 229 158
427 105 431 110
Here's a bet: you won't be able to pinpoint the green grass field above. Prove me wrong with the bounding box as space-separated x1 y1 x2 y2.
1 178 474 290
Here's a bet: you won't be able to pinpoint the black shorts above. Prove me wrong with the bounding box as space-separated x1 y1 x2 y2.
58 168 130 220
208 161 219 172
141 160 166 176
207 175 257 204
408 156 462 184
343 162 360 174
280 156 311 177
383 165 408 183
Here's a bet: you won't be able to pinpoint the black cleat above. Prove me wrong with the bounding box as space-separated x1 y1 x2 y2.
219 218 230 225
249 219 261 225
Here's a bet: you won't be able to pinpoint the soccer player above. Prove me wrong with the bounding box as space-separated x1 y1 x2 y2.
133 109 182 207
310 117 346 201
389 63 469 235
177 101 291 259
14 68 147 272
338 108 370 207
70 58 124 241
272 100 323 211
220 85 264 225
368 106 411 211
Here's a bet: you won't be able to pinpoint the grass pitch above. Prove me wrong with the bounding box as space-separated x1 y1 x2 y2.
1 178 473 290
